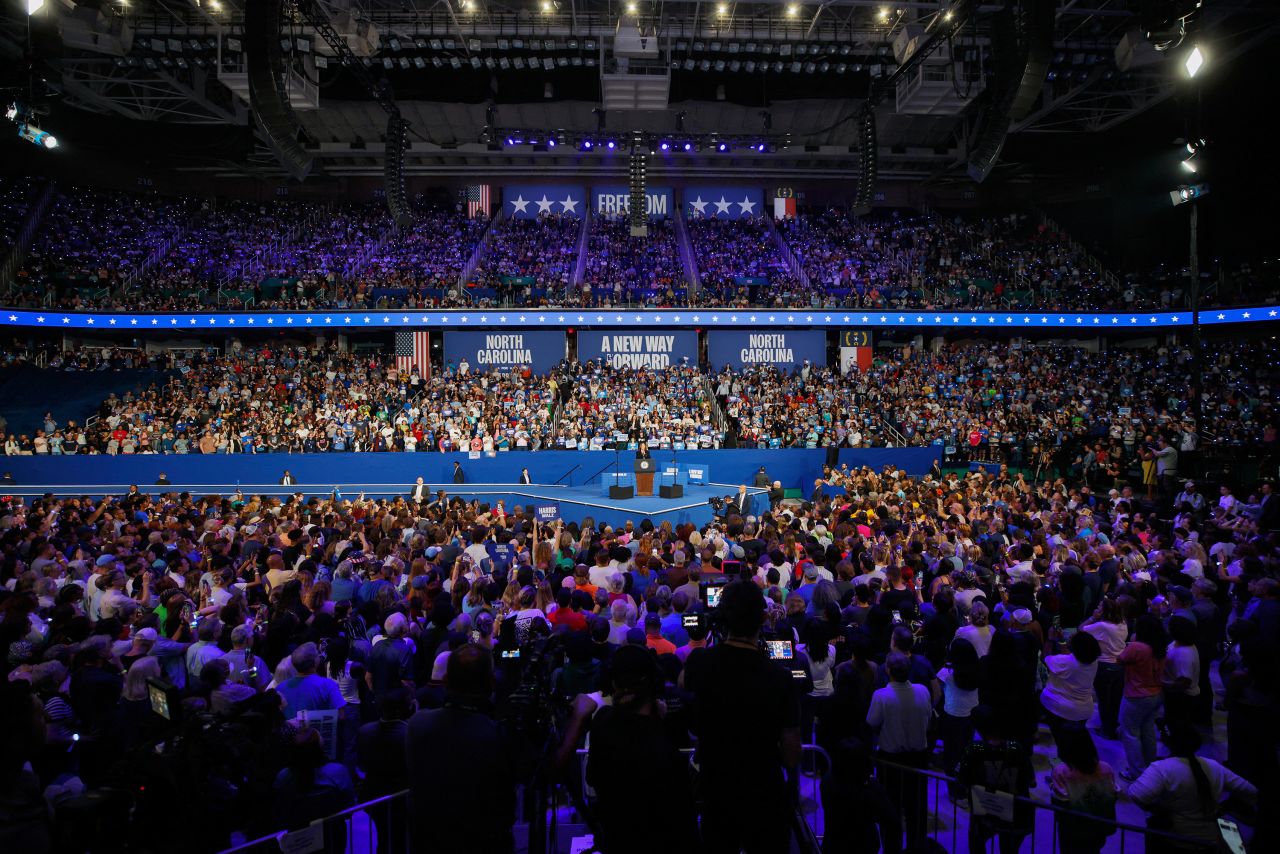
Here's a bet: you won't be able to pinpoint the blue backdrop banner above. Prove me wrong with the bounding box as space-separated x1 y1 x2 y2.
591 185 675 218
683 187 764 220
707 329 826 369
501 185 586 219
576 330 698 369
444 330 565 373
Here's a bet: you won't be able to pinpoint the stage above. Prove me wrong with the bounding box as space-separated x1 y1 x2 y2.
0 478 768 530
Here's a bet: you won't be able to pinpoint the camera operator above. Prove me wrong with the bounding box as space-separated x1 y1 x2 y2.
587 644 698 854
684 580 801 853
405 643 516 853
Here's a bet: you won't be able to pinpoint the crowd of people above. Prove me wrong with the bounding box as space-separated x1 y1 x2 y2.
469 214 581 302
2 337 1274 470
578 216 687 306
3 179 1278 314
1 452 1274 851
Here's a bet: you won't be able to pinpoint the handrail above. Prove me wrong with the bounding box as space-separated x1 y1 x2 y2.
583 460 616 485
552 463 580 486
218 790 409 854
870 757 1220 851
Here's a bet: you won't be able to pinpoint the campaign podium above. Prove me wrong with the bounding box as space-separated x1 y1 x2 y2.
634 458 655 497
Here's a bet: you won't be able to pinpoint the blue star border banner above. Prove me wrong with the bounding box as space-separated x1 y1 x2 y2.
2 306 1276 330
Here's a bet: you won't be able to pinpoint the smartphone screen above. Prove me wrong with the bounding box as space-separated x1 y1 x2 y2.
682 613 701 628
891 610 903 625
766 640 794 661
705 586 724 608
500 649 521 659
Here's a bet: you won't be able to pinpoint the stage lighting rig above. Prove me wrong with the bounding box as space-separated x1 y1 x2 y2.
5 102 57 150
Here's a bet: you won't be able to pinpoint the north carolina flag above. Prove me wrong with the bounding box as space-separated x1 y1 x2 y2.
773 197 796 220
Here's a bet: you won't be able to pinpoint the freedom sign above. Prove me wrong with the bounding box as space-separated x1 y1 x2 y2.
577 330 698 369
591 185 675 218
444 331 566 374
706 329 826 370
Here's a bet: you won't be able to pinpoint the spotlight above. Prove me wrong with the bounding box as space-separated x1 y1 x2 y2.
878 6 889 20
16 123 57 149
606 140 616 149
1185 138 1205 154
582 139 593 150
683 142 693 151
717 3 728 14
717 142 728 152
626 1 637 13
505 136 515 146
1180 160 1196 173
1169 183 1209 206
755 142 766 152
787 4 799 16
1184 44 1203 78
659 141 670 151
548 138 556 148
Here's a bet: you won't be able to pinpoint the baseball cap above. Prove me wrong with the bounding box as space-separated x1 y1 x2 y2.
1012 608 1033 624
95 554 117 567
135 627 158 643
425 546 442 559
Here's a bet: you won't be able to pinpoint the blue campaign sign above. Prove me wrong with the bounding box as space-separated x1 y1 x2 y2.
684 186 764 220
707 329 827 370
444 330 566 374
685 465 709 483
533 502 560 523
577 330 698 369
591 185 675 218
502 185 585 219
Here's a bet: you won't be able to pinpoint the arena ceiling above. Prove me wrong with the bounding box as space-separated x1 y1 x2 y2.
2 0 1276 180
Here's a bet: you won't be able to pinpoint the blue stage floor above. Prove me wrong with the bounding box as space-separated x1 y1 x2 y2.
5 480 767 530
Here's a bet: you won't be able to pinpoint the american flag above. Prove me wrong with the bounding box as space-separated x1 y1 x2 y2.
466 184 491 218
394 330 431 377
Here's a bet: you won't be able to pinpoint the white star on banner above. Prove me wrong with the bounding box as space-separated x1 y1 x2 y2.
536 195 554 214
266 317 274 324
150 319 157 325
806 315 813 322
672 315 680 322
109 318 117 325
1149 317 1157 323
419 316 428 323
750 315 757 322
712 315 720 322
577 316 584 322
1092 317 1099 324
522 316 528 322
1243 312 1251 318
129 318 137 325
730 315 738 322
1171 316 1179 322
62 317 71 324
1075 317 1082 324
247 318 255 325
737 196 757 215
595 316 603 322
861 316 868 322
714 197 732 216
511 195 530 214
86 318 94 325
206 318 213 325
169 318 176 325
189 317 197 324
381 316 389 323
1130 318 1138 324
6 314 14 322
692 316 701 323
362 316 370 323
460 316 468 324
401 316 408 323
557 316 565 322
824 316 831 322
560 196 579 214
286 317 294 324
1111 317 1119 324
1270 310 1278 316
1217 314 1226 320
689 196 709 215
228 318 235 325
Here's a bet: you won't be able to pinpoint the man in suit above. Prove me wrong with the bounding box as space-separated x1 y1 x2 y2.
410 477 429 502
279 470 296 486
732 484 753 517
1261 482 1280 531
519 468 533 485
452 462 465 484
753 467 771 488
155 473 171 486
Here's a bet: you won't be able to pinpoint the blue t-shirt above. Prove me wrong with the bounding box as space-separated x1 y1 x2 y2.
276 674 346 720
